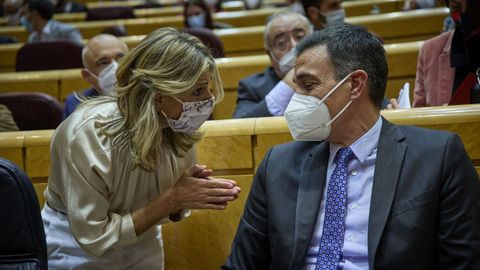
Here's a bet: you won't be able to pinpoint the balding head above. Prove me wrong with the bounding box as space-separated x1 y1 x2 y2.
82 34 128 72
81 34 129 93
264 11 313 78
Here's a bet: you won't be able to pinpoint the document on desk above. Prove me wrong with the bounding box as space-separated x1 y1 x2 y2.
397 82 411 109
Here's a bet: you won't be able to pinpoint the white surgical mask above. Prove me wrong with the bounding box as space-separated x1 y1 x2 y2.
284 74 352 141
245 0 261 9
415 0 436 8
187 14 206 28
324 8 345 27
278 48 297 78
88 61 118 95
290 2 305 15
162 96 214 133
20 16 34 32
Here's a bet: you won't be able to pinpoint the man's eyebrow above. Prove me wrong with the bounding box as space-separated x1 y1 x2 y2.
95 57 109 65
272 32 287 42
295 72 316 81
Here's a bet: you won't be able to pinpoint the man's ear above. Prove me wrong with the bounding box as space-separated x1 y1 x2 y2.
349 70 368 100
266 48 274 62
81 68 94 85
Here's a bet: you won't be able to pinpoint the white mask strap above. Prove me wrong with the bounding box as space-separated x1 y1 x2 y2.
323 99 353 127
320 72 352 103
86 68 99 80
172 96 184 105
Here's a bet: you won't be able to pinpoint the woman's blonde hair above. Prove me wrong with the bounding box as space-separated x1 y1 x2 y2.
81 27 224 171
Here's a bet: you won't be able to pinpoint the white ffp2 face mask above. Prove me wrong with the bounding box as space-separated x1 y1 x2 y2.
284 74 353 141
163 97 214 133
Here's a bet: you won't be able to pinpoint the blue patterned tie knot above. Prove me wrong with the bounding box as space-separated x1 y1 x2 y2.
315 147 355 270
334 147 355 166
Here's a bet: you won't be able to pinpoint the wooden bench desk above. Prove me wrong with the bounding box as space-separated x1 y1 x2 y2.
0 7 285 42
0 0 404 25
0 104 478 269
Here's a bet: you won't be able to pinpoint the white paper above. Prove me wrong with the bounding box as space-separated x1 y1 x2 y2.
397 82 411 109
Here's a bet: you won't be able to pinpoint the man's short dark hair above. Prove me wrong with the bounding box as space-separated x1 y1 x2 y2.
295 24 388 108
25 0 54 20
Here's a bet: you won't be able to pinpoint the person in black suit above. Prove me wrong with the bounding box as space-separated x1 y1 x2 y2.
224 24 480 270
233 11 312 118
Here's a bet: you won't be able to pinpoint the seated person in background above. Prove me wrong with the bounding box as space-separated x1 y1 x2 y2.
0 104 19 132
20 0 83 44
233 11 313 118
52 0 86 13
184 0 231 29
302 0 344 31
244 0 262 10
224 24 480 270
63 34 128 119
413 0 480 106
3 0 22 25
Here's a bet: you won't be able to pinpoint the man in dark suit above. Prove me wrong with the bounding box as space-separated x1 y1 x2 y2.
233 11 313 118
224 24 480 270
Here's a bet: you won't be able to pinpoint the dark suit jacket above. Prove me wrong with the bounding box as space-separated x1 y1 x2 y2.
223 119 480 270
233 67 280 118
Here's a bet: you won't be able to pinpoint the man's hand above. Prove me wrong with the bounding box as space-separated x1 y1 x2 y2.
283 68 296 90
386 98 400 110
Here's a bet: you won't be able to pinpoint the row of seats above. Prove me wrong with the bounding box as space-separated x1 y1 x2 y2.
0 0 404 25
0 7 448 72
0 7 448 46
0 40 423 119
0 104 478 269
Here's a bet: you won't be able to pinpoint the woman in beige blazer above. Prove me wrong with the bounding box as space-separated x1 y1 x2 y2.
42 27 241 269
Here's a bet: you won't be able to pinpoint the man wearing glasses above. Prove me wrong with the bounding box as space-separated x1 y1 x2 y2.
233 11 313 118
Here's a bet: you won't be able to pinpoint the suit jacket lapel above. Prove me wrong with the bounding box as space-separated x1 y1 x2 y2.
368 119 407 269
288 142 329 269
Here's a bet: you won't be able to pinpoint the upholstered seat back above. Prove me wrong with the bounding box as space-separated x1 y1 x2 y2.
16 41 83 72
86 7 135 21
0 92 63 130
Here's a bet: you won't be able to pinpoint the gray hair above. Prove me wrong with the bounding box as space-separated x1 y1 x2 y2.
295 24 388 108
263 11 313 49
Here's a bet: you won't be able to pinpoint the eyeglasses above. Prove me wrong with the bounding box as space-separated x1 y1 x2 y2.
271 29 307 51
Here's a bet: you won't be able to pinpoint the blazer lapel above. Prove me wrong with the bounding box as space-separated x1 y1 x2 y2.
288 142 329 269
368 119 407 269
